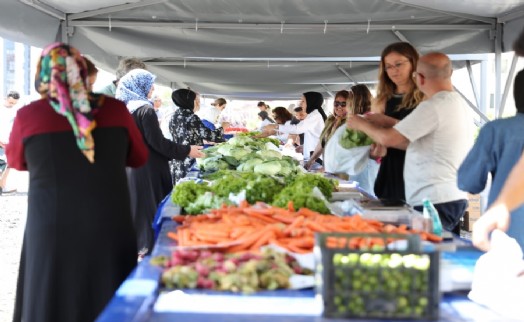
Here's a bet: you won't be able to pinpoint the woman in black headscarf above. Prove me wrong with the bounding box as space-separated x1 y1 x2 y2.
257 110 274 131
263 91 326 160
169 89 224 183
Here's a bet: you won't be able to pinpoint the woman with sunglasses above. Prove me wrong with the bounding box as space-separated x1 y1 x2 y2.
304 90 350 170
364 42 424 203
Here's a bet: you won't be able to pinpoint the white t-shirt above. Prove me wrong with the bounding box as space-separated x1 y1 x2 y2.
0 105 17 142
394 91 473 206
278 109 325 159
258 118 273 131
196 105 220 124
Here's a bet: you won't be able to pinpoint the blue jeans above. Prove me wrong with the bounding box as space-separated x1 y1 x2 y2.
414 199 468 235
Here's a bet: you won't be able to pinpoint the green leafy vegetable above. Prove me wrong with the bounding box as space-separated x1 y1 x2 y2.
339 129 374 149
184 192 232 215
272 188 331 214
172 181 212 208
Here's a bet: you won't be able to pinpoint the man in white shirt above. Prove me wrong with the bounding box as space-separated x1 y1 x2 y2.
197 97 227 130
347 52 472 234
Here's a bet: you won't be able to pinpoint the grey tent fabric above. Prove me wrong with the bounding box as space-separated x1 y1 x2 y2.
0 0 523 98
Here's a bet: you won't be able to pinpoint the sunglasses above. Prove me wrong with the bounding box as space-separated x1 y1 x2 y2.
334 101 347 108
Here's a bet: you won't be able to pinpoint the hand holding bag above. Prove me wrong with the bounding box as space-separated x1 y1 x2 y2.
324 126 370 175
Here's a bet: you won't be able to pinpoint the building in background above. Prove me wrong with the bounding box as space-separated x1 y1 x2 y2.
0 37 44 105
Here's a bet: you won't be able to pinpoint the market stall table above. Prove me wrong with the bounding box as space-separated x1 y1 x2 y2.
98 173 495 322
97 218 501 322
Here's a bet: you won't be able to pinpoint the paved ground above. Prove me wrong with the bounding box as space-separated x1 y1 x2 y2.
0 170 28 322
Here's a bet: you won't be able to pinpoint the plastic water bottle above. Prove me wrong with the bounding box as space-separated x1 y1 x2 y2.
422 199 443 236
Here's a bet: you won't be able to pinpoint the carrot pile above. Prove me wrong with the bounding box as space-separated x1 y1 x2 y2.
168 201 442 254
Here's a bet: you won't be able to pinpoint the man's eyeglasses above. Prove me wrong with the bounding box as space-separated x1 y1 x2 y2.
334 101 347 108
385 60 410 71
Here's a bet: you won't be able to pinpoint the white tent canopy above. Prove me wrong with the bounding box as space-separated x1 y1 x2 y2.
0 0 523 100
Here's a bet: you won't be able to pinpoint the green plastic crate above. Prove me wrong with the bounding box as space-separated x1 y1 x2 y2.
315 232 440 320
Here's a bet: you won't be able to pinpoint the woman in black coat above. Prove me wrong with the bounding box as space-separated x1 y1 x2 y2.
169 89 224 183
115 69 204 254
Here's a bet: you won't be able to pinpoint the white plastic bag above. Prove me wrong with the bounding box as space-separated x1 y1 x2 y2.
324 126 371 175
468 230 524 321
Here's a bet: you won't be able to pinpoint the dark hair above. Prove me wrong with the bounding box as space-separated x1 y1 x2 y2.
376 42 423 110
303 91 327 121
294 106 303 113
83 57 98 77
515 69 524 113
257 101 266 107
213 98 227 106
514 27 524 57
334 90 350 101
258 110 275 123
115 58 146 80
348 84 372 115
7 90 20 100
272 106 293 124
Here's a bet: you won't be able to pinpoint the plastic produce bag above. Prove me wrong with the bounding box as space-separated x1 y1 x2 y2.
324 126 370 175
468 230 524 321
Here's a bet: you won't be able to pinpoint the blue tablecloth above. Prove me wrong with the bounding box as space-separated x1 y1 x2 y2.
97 193 499 322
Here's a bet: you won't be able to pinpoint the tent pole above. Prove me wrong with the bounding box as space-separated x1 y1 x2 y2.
393 30 409 43
68 0 165 20
498 54 519 118
60 20 70 44
480 59 488 114
494 23 502 119
337 66 358 84
453 86 489 124
321 85 334 98
466 61 480 108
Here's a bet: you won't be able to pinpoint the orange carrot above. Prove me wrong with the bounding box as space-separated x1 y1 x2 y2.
172 215 186 224
305 220 330 232
297 207 322 217
242 209 279 223
250 230 276 251
289 236 315 249
287 200 295 212
167 231 179 241
283 215 304 235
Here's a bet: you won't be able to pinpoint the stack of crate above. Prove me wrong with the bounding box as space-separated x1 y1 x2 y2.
462 194 482 232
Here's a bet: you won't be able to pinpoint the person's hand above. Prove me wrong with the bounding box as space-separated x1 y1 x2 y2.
262 124 278 135
283 141 294 149
346 114 367 131
472 203 511 252
304 159 314 170
189 145 205 158
369 143 387 160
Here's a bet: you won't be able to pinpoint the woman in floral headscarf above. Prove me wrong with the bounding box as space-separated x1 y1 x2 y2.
7 43 148 322
169 88 224 183
116 69 204 255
